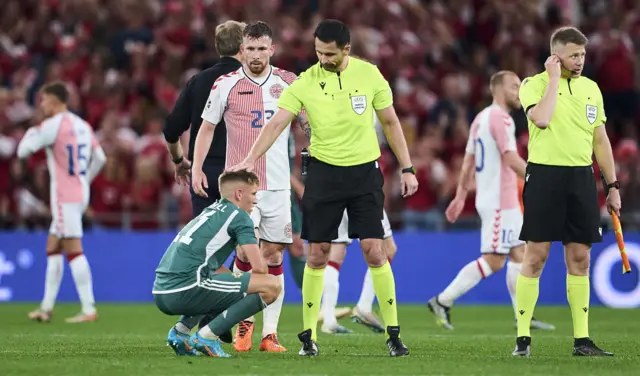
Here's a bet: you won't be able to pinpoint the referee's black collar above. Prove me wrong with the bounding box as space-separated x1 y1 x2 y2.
219 56 242 66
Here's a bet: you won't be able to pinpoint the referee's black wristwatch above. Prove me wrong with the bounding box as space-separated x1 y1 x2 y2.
172 155 184 165
606 181 621 191
401 166 416 175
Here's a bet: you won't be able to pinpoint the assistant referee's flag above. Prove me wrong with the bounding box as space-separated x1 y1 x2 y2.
600 172 632 274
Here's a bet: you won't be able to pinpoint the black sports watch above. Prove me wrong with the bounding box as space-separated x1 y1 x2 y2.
172 155 184 165
401 166 416 175
606 181 621 191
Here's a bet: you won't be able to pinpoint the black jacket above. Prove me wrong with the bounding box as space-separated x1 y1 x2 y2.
163 57 242 165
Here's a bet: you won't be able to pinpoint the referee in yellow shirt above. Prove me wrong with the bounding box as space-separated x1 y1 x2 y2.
228 19 417 357
514 26 621 357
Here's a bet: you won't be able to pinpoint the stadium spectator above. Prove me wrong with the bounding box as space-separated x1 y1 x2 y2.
1 0 639 231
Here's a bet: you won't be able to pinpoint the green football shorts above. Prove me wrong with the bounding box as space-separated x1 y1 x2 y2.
154 272 251 317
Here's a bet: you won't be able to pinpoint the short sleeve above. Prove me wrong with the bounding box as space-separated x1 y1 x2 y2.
201 83 226 125
595 85 606 128
519 76 545 117
372 66 393 110
228 212 258 246
489 109 517 154
278 76 303 116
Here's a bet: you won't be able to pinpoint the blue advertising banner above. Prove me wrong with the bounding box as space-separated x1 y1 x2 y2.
0 231 638 307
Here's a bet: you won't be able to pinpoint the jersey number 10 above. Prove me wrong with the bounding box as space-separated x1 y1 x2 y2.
65 143 88 176
474 138 485 172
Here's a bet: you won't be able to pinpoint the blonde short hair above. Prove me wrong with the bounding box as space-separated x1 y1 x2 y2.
215 21 245 57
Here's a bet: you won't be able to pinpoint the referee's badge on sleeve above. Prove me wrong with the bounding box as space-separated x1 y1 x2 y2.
586 105 597 125
351 95 367 115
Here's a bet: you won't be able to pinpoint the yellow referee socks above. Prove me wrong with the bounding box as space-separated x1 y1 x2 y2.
516 274 539 338
302 265 325 341
567 274 590 339
370 261 398 332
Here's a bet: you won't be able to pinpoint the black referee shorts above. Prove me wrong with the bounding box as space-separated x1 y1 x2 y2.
190 163 224 218
301 158 384 243
520 163 602 244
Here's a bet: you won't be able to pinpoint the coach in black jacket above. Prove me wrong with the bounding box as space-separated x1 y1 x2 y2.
163 20 244 217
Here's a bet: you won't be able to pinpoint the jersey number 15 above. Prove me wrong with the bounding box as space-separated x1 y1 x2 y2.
65 143 88 176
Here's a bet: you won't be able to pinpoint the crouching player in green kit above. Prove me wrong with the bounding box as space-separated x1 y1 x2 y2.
152 171 282 357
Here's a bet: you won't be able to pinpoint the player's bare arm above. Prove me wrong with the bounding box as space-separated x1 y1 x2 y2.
593 125 621 216
503 151 527 179
240 243 267 274
227 108 295 172
291 175 305 199
445 153 474 223
527 56 561 128
191 119 216 197
376 105 418 197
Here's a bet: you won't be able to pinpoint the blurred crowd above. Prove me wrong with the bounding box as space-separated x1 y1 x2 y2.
1 0 640 232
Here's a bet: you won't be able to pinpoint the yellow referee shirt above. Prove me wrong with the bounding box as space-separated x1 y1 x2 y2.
519 72 606 167
277 57 393 166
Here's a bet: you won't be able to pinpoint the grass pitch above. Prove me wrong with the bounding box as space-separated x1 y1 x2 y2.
0 304 637 375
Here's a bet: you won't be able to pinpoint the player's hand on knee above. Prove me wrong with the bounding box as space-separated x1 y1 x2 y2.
192 170 208 198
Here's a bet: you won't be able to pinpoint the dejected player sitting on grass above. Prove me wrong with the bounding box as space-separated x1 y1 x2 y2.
152 171 281 357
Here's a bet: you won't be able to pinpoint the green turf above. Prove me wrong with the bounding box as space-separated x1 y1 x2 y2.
0 304 636 375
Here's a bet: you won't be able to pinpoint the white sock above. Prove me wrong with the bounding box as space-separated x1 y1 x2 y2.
322 262 340 327
41 253 64 312
68 254 96 315
506 260 522 319
356 268 375 313
438 257 493 307
175 322 191 335
233 258 254 323
198 325 219 340
262 271 285 337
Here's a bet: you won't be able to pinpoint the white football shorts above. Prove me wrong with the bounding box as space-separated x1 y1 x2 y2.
250 189 293 244
478 207 524 254
49 202 87 238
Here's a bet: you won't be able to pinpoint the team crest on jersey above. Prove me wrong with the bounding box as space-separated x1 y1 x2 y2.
232 271 243 279
586 105 597 125
350 95 367 115
270 83 284 99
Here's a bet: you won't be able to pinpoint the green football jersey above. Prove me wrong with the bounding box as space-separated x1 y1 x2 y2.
152 199 257 294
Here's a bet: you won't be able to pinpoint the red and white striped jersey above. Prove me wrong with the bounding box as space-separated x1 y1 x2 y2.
201 66 296 191
16 111 107 207
465 104 519 211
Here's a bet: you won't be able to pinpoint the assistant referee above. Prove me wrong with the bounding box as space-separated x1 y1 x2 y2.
228 19 417 357
163 20 244 217
513 26 621 357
